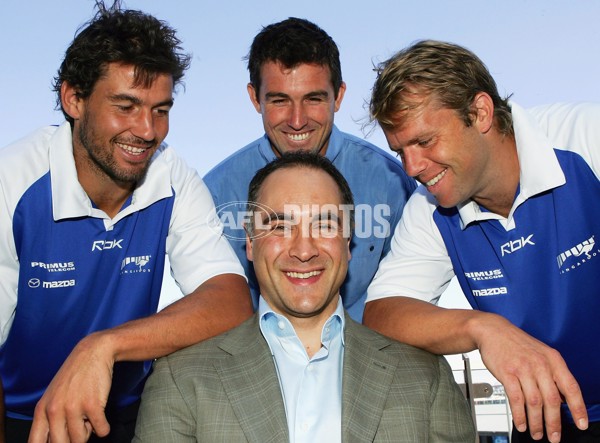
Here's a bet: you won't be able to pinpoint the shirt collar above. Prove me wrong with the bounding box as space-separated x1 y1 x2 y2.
256 125 343 163
457 102 565 229
258 295 346 347
49 122 174 223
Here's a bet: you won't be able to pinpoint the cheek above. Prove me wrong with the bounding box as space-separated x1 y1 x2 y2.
311 107 334 126
155 118 170 140
252 240 285 266
323 240 350 262
263 108 286 128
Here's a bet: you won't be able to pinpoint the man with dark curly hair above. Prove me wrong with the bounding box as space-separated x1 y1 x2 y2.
0 2 251 442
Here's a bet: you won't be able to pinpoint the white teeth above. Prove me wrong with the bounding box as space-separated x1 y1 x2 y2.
425 169 447 187
288 133 309 141
286 270 321 279
117 142 146 156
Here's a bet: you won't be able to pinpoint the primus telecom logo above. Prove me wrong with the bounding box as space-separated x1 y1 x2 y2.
211 201 391 241
31 261 76 272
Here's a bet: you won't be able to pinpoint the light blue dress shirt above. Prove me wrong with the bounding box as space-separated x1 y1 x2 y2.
204 126 416 321
259 296 345 443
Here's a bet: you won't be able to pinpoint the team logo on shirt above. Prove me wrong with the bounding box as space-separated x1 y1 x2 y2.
556 235 597 273
121 255 152 274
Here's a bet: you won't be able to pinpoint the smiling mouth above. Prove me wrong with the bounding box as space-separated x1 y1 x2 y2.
117 142 149 156
425 169 447 187
286 270 322 279
286 132 310 142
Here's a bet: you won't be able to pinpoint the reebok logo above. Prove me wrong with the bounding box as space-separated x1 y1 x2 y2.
92 239 123 251
500 234 535 256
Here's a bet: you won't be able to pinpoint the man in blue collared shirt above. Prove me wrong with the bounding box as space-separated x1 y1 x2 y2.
134 153 474 442
203 17 416 322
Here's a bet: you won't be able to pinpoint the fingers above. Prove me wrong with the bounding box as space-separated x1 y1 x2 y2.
520 372 559 441
479 322 587 443
499 347 586 443
554 365 588 431
84 406 111 438
502 374 527 433
27 406 50 443
29 398 110 443
62 417 92 443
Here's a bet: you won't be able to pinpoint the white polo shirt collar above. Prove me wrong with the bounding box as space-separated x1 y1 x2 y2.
457 102 565 231
49 122 173 226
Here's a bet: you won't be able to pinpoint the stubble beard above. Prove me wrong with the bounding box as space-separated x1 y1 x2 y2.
77 112 152 185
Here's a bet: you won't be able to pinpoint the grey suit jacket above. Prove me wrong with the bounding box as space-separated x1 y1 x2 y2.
134 314 475 442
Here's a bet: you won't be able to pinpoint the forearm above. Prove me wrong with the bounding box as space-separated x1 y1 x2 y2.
87 273 252 363
363 296 499 355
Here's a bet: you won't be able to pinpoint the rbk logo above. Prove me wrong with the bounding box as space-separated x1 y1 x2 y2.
92 239 124 252
500 234 535 257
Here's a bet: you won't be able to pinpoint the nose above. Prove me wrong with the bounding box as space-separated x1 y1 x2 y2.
289 226 319 262
131 108 157 142
288 102 308 130
401 147 427 178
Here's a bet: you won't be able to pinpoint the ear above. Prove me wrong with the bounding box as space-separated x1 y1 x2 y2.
346 236 351 261
245 227 254 262
247 83 262 114
60 82 85 121
333 81 346 112
472 92 494 134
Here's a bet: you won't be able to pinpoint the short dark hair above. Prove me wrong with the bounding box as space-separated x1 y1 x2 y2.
246 17 343 99
53 0 191 125
370 39 513 136
247 152 354 236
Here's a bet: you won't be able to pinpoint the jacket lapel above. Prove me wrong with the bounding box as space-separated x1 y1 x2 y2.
341 317 399 442
214 315 289 443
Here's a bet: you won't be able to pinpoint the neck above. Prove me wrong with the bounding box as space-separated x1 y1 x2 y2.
290 316 328 358
74 152 135 218
474 133 520 218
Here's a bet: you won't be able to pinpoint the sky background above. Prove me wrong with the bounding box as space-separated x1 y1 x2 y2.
2 0 599 383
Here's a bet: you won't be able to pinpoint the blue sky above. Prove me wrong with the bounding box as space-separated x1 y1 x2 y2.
2 0 599 312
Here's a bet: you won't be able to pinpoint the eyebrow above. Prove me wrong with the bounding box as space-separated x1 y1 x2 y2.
260 210 341 226
109 93 174 108
261 211 291 226
315 211 340 223
264 90 330 100
305 90 329 99
264 92 289 100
